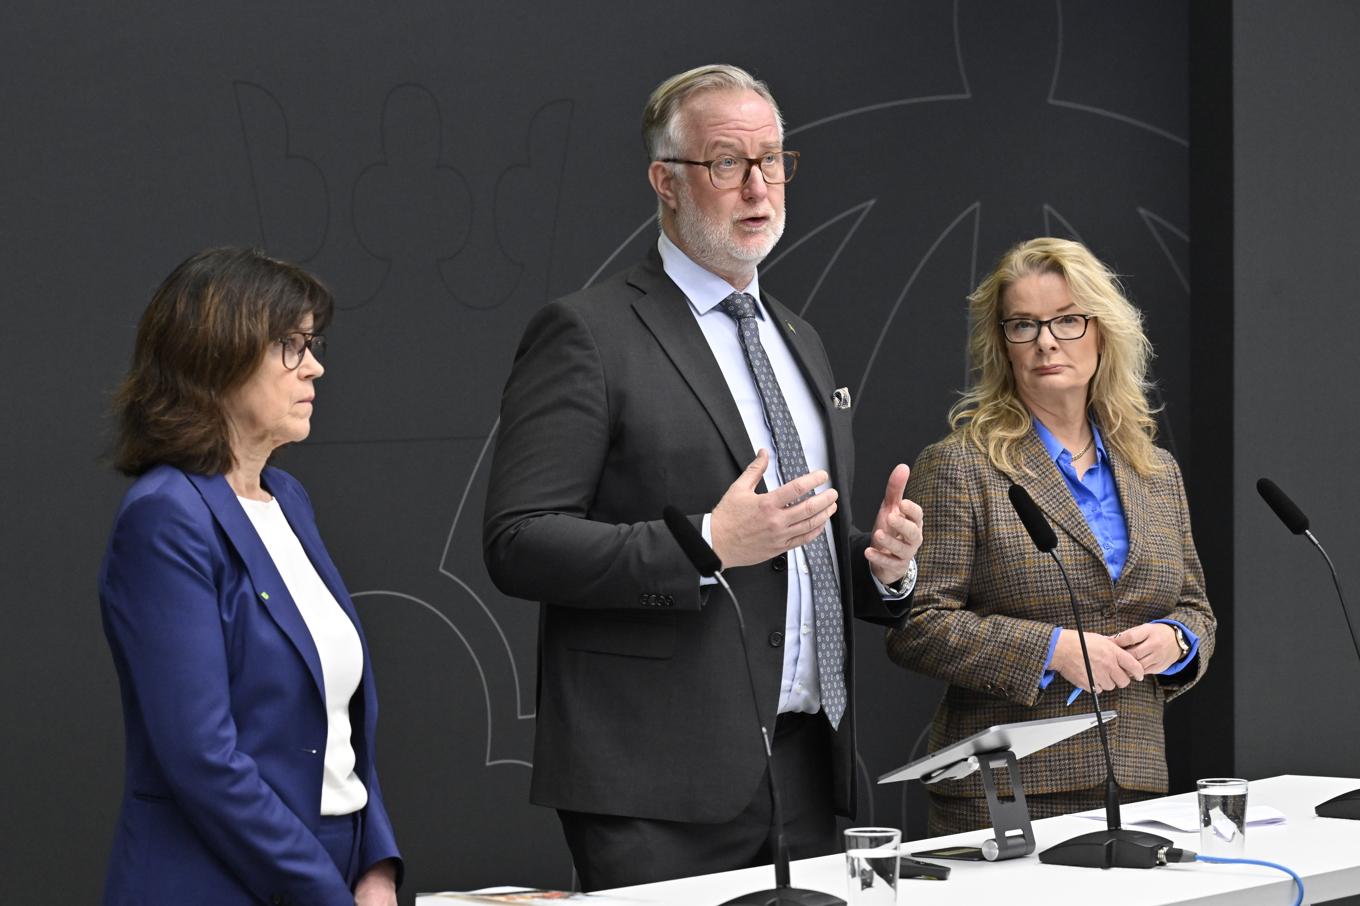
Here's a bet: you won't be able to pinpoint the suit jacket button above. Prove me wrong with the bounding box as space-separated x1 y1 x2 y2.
772 554 786 573
768 631 784 647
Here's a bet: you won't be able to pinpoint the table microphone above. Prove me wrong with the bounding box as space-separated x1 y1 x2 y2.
662 506 844 906
1256 478 1360 820
1008 485 1173 869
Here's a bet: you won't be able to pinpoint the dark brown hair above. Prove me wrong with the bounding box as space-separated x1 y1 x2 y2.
112 247 334 476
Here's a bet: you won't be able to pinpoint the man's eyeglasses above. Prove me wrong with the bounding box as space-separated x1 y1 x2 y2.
659 151 800 189
999 315 1094 344
278 332 326 370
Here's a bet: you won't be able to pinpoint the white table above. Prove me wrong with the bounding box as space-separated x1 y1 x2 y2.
590 775 1360 905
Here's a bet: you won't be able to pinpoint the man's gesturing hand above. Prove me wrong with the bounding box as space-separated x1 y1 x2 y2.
866 463 923 586
710 449 838 569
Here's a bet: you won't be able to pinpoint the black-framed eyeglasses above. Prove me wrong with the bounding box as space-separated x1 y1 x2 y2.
659 151 800 189
999 314 1094 344
278 332 326 370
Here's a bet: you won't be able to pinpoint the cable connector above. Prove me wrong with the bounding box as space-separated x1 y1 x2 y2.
1157 846 1197 864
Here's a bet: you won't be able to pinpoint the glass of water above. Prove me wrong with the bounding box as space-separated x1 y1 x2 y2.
1197 778 1248 856
844 827 900 905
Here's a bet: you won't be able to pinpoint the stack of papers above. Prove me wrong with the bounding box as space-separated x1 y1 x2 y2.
1074 801 1287 833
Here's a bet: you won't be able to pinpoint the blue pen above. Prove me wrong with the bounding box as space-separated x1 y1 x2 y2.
1067 687 1084 706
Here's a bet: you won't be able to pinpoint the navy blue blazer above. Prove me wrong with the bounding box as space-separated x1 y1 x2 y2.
99 464 400 905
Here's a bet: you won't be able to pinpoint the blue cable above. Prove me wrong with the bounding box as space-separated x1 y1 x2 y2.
1194 854 1304 906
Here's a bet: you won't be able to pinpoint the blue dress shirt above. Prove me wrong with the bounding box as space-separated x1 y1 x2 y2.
1031 419 1200 699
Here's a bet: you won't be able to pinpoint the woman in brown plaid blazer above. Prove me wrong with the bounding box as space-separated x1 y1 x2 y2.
887 238 1216 836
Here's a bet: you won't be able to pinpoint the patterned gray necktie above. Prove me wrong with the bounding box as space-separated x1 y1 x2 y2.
719 292 847 729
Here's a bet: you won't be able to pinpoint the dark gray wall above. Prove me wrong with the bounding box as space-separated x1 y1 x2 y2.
1 2 1196 902
1232 1 1360 779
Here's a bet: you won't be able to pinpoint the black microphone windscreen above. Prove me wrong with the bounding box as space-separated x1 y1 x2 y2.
1008 484 1058 553
662 505 723 577
1257 478 1310 535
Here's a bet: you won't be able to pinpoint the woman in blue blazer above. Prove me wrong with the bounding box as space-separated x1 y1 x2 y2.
100 248 401 905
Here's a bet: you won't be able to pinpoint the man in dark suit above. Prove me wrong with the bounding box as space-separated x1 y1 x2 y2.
482 64 923 890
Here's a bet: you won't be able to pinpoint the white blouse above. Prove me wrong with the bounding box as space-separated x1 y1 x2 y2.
238 495 368 816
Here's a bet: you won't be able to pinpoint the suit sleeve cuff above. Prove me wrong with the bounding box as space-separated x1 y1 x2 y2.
872 558 917 600
699 514 718 587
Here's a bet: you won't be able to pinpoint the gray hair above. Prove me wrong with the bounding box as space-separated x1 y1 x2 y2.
642 64 784 160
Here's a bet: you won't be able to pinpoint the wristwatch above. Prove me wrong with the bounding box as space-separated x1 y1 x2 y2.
882 558 918 597
1172 624 1190 657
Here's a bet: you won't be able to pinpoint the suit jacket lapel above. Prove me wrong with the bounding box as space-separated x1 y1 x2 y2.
1015 431 1105 564
630 252 856 609
268 474 376 768
628 253 756 474
266 472 362 634
1108 448 1148 579
186 472 327 706
763 292 854 523
765 294 835 405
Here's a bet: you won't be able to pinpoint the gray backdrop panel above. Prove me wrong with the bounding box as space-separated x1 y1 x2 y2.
1 2 1203 902
1232 1 1360 783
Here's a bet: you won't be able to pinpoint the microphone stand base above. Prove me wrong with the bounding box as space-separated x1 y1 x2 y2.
720 887 845 906
1316 789 1360 820
1038 827 1173 869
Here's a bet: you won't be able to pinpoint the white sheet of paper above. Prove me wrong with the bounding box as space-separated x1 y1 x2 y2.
1073 801 1286 833
1208 806 1237 841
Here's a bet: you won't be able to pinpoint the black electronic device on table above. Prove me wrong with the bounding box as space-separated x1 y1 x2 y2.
899 856 951 880
912 845 986 862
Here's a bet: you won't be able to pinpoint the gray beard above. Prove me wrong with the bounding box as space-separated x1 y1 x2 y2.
673 185 786 279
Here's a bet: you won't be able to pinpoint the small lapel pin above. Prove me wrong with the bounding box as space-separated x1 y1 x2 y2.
833 387 852 410
259 591 270 601
785 320 796 334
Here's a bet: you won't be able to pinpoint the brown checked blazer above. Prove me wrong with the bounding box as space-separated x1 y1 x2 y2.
886 428 1216 800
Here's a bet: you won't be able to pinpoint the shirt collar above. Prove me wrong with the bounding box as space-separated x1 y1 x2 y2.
657 232 764 318
1032 416 1107 465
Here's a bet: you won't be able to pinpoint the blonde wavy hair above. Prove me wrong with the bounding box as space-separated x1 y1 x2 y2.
948 237 1163 477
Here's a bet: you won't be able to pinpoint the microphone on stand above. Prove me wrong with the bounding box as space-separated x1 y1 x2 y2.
662 506 844 906
1256 478 1360 820
1007 485 1173 869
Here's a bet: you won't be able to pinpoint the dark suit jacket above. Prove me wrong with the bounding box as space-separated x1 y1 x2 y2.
886 430 1216 799
99 465 400 905
483 249 903 824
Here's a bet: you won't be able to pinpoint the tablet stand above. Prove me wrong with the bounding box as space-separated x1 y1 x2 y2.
973 749 1035 860
879 712 1116 863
